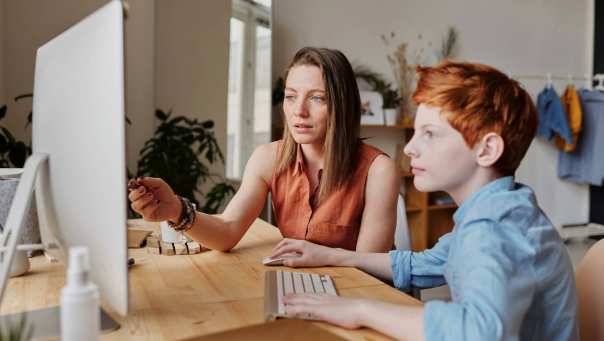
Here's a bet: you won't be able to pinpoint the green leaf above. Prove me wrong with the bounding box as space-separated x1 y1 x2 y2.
0 134 8 152
14 93 33 102
136 108 234 216
1 127 15 143
272 77 285 106
155 109 168 121
0 105 6 121
8 142 28 167
201 182 236 214
26 112 33 128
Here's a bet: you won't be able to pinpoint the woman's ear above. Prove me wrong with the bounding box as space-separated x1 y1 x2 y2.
475 132 505 168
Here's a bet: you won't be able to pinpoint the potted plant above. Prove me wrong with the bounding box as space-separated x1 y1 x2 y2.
0 98 40 258
382 88 401 126
0 99 31 168
353 65 400 125
135 109 235 215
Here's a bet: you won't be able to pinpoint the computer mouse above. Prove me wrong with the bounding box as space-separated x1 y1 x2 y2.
262 252 302 266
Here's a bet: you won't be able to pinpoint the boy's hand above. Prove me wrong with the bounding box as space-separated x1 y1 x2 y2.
283 294 365 329
270 238 340 267
127 177 181 222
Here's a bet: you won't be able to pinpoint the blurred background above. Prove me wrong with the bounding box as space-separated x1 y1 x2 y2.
0 0 601 254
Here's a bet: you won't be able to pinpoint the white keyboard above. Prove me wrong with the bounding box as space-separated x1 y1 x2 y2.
264 270 337 321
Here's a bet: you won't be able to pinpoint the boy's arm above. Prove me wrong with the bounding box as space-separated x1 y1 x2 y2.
360 300 425 341
387 233 452 291
332 250 394 281
283 294 425 341
333 232 453 290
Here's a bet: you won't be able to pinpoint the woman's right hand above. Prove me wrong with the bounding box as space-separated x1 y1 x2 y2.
127 177 182 222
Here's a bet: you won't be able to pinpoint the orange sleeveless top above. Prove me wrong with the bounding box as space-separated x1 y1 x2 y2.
270 141 384 250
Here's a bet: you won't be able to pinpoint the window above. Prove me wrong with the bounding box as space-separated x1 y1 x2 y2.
226 0 271 180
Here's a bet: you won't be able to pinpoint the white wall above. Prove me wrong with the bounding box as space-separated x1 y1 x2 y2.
155 0 231 196
125 0 155 172
1 0 155 172
0 0 155 171
273 0 592 229
2 0 106 138
0 0 231 193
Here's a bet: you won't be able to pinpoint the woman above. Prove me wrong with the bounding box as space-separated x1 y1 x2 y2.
128 47 399 252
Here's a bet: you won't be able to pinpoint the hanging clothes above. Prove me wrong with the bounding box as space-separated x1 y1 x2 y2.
536 86 573 144
554 85 583 152
558 89 604 185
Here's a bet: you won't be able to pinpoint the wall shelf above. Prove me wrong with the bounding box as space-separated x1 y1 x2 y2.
428 204 457 211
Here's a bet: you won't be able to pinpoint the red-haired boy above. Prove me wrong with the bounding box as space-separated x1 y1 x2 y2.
270 61 578 341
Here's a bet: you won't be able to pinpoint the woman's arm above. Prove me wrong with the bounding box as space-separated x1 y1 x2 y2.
356 154 400 252
130 142 277 251
184 142 277 251
270 239 394 281
271 234 452 288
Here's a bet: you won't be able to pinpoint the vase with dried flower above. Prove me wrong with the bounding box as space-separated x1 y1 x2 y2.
382 33 416 125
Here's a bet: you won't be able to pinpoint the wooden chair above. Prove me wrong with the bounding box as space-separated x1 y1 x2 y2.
575 239 604 341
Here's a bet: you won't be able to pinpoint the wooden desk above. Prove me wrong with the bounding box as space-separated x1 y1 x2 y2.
2 219 421 340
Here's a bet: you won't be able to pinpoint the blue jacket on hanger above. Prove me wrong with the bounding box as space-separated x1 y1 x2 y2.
558 89 604 185
536 86 573 144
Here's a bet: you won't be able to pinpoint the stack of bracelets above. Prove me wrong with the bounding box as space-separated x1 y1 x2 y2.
167 196 197 232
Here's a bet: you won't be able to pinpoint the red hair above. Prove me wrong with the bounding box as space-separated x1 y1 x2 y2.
413 60 537 176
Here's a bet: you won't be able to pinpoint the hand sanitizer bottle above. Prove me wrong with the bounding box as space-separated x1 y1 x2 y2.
60 246 100 341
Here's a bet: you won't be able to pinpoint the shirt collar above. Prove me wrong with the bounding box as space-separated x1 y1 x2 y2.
293 144 305 175
453 176 514 224
293 144 325 182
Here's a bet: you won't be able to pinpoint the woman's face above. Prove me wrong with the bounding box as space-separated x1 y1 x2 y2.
283 65 329 145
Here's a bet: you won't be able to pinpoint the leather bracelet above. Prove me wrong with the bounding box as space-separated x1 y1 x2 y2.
168 196 197 232
168 196 187 226
172 196 195 231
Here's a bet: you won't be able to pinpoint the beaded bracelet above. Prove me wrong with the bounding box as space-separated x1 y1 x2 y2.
168 196 197 232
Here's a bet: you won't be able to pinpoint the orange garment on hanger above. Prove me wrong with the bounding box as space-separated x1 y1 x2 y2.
554 85 582 152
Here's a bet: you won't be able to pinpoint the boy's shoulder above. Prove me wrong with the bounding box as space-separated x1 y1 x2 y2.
460 181 544 232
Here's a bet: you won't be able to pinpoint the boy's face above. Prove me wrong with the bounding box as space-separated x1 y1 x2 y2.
404 104 479 193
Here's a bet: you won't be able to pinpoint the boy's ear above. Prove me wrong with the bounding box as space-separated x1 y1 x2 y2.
475 132 504 168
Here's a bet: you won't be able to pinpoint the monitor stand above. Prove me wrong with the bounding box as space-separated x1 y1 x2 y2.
0 306 120 339
0 154 121 338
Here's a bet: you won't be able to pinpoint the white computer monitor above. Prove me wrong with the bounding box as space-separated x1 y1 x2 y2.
0 0 128 334
32 0 128 316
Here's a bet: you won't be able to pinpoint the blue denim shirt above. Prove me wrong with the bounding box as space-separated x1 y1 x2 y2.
537 86 573 144
389 177 578 341
558 89 604 185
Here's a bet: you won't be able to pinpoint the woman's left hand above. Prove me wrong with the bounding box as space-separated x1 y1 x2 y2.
283 293 366 329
